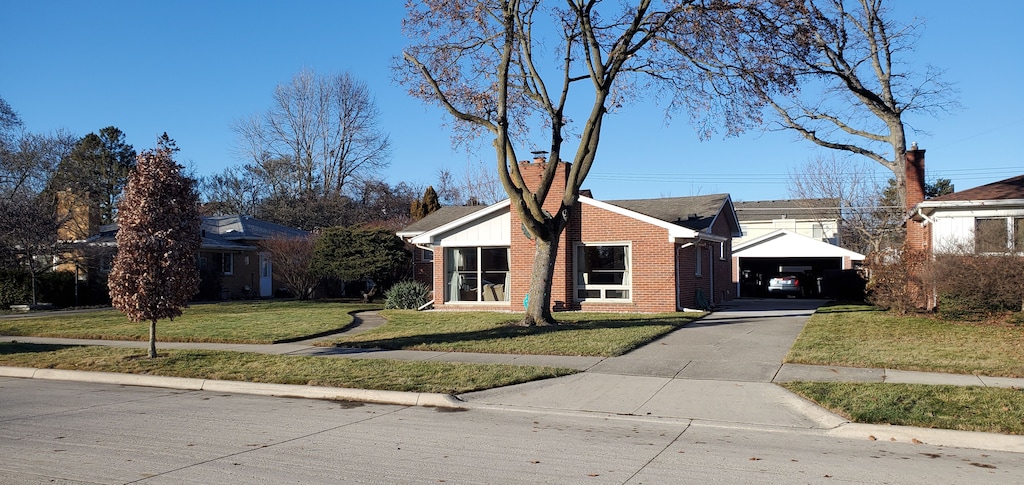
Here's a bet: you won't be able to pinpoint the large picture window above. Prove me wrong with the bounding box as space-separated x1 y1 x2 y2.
975 218 1009 253
446 247 509 302
575 244 630 300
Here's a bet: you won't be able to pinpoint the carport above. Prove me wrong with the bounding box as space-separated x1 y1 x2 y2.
732 230 864 298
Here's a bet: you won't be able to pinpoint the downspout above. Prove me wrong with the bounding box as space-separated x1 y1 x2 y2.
676 242 695 311
915 207 935 226
708 241 714 308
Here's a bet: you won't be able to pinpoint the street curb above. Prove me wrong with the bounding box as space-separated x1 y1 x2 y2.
826 423 1024 454
0 366 466 409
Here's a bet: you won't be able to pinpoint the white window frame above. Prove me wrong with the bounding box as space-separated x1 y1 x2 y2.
445 246 510 303
574 242 631 302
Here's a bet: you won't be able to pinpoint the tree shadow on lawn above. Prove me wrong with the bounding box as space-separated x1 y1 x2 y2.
0 342 77 355
329 317 690 354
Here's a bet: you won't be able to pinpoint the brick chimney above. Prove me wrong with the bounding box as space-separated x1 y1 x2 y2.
56 189 99 242
904 143 928 253
516 153 570 216
905 143 926 210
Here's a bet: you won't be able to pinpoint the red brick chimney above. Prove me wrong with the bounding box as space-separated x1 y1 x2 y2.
905 143 926 210
516 153 570 215
904 143 928 253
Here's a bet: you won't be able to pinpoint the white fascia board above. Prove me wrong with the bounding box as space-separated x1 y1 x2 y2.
917 198 1024 217
580 196 701 243
409 199 511 246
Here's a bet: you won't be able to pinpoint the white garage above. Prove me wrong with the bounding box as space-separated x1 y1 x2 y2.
732 229 865 298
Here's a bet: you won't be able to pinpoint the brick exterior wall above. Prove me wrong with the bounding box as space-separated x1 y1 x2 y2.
431 159 735 313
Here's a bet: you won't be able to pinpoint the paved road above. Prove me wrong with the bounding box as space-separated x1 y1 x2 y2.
3 298 1023 456
3 377 1023 484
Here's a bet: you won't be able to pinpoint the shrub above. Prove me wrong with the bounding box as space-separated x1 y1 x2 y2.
384 280 430 309
928 251 1024 319
864 248 928 314
0 269 31 308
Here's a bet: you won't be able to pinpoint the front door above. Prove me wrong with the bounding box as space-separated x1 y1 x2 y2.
259 252 273 297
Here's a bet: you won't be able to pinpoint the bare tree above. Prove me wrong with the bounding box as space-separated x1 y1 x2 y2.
787 154 902 254
108 140 201 358
729 0 958 209
198 165 265 216
436 160 505 206
258 234 319 300
233 69 391 199
398 0 794 325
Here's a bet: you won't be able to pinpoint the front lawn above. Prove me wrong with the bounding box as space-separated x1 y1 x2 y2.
0 342 575 394
322 310 705 356
782 381 1024 435
785 304 1024 377
0 301 379 344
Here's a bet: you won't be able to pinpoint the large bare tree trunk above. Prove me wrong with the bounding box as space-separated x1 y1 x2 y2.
520 233 561 327
148 320 157 359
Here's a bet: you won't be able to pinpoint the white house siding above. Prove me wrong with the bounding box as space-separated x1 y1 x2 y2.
734 219 838 247
930 207 1024 252
434 211 511 247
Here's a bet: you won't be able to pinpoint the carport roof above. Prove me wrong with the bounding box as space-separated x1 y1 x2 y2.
733 229 865 260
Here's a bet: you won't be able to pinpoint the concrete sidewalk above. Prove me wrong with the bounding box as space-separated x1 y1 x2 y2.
3 303 1023 453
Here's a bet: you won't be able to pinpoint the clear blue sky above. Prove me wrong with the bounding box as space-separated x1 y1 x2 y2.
2 1 1022 202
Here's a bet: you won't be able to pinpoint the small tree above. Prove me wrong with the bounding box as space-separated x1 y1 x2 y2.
108 141 201 358
258 234 319 299
410 185 442 220
312 226 411 297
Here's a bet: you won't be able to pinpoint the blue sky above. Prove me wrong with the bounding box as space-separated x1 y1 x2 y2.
2 1 1021 203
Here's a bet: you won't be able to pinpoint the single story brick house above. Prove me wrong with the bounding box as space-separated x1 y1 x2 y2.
62 213 308 300
398 160 741 312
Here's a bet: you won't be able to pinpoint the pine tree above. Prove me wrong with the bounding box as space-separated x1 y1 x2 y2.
108 139 201 358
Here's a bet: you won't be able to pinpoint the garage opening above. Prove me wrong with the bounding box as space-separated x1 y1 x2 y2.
737 257 843 298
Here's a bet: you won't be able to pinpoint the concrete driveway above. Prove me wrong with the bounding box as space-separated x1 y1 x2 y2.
460 298 838 429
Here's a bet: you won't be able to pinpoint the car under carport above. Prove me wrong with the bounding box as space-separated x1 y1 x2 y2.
732 230 865 298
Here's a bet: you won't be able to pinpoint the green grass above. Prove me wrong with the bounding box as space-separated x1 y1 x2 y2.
785 304 1024 377
0 301 380 344
321 310 705 356
782 381 1024 435
0 342 575 394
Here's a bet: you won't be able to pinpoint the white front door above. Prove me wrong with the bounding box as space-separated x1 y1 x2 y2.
259 252 273 297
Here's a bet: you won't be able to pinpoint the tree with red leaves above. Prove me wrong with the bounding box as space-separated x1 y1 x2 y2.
108 138 201 358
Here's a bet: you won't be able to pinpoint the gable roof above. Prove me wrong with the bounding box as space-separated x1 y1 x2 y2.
404 194 740 246
734 198 840 222
926 174 1024 202
733 229 865 260
603 194 736 233
397 205 489 238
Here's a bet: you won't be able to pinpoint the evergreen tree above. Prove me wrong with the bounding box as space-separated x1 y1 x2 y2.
53 126 137 225
410 185 441 220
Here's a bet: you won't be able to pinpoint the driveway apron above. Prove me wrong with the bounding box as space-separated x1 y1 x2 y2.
460 298 832 429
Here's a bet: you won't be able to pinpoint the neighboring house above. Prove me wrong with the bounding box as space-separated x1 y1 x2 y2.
398 159 741 312
733 198 840 247
60 211 308 300
731 198 861 298
907 151 1024 256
